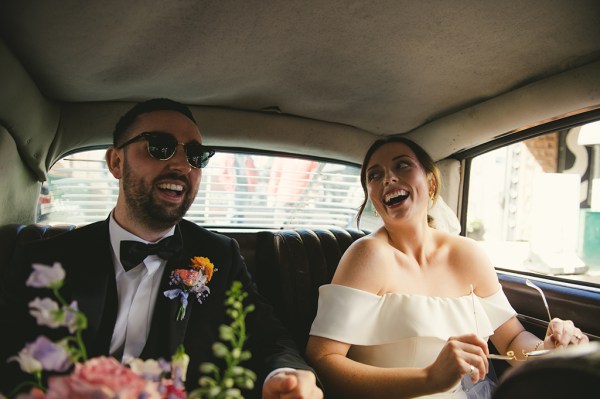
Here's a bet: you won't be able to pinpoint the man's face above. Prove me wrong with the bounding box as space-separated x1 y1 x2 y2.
112 110 203 232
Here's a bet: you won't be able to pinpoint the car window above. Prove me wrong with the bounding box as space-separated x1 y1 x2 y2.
466 120 600 286
38 149 367 230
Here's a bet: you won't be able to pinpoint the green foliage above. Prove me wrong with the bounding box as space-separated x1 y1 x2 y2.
188 281 257 399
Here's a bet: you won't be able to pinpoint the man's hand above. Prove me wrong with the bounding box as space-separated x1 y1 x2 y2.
262 370 323 399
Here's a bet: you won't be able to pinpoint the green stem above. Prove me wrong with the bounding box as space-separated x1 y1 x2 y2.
75 328 88 361
8 371 46 397
52 286 67 308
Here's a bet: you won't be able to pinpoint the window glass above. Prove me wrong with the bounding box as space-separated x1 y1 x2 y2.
466 121 600 285
38 150 366 230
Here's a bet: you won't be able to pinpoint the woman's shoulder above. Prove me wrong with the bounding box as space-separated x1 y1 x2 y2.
433 229 500 294
343 228 396 264
348 228 390 249
332 229 395 293
433 229 489 257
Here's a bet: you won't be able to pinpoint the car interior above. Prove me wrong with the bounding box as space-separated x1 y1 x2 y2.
1 1 600 395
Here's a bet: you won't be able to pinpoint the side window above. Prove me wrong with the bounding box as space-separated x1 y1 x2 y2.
38 150 365 230
466 120 600 285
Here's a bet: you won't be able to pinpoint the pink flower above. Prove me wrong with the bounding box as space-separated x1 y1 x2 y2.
165 258 215 321
45 357 161 399
14 387 46 399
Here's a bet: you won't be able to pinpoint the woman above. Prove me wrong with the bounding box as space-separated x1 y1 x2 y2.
305 136 588 399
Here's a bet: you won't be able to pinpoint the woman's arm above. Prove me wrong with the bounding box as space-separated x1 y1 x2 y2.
491 316 589 365
306 334 489 399
306 236 490 398
459 236 590 364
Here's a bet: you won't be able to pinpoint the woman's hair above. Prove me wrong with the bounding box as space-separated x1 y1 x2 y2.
356 136 441 228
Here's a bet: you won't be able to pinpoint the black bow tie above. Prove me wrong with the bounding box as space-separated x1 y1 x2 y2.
120 234 183 271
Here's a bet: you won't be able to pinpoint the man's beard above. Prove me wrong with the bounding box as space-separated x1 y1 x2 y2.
122 161 196 231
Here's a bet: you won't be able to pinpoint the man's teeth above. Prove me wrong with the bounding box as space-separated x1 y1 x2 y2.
158 183 183 192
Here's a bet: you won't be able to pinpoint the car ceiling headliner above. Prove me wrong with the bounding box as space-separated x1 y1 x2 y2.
1 0 600 162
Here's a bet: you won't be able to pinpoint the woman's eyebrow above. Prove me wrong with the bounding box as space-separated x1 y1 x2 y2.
366 164 381 173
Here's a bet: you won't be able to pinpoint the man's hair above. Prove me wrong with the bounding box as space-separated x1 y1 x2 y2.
112 98 197 146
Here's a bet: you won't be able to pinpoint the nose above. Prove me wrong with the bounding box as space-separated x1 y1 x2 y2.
168 142 192 174
384 170 398 185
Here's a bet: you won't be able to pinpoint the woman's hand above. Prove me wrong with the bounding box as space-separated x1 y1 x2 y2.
544 318 589 349
426 333 489 390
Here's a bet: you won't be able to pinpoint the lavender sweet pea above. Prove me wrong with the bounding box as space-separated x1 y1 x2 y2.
26 262 65 289
9 336 72 373
28 297 62 329
28 297 80 334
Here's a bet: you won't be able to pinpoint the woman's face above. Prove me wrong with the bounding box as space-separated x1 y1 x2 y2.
365 142 431 224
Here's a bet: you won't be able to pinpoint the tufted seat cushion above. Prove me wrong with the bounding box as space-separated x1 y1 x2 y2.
0 224 369 356
255 228 369 353
0 224 77 312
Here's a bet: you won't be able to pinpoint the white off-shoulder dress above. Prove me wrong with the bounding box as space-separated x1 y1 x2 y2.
309 284 516 399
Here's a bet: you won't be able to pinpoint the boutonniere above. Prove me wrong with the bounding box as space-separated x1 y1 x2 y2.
164 256 216 321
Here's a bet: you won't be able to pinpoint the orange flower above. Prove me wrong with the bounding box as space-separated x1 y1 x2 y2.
190 256 215 282
174 269 200 287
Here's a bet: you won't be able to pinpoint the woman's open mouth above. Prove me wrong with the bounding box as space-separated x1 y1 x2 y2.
383 189 409 206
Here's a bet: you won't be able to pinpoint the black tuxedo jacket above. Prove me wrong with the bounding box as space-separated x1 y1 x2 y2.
0 218 312 397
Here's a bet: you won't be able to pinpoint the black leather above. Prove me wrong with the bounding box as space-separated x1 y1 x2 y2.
255 228 369 353
0 223 76 287
0 224 369 356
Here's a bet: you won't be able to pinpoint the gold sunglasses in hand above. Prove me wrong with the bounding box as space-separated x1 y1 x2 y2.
487 279 554 361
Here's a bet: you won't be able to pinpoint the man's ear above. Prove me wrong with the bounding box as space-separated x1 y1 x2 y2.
106 147 123 179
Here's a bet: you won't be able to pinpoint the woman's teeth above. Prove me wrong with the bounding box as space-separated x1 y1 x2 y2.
384 190 409 206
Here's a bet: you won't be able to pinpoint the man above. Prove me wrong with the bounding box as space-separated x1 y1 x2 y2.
1 99 322 398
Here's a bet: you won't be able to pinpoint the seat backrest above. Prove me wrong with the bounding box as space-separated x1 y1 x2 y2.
0 223 77 274
0 224 77 309
255 228 369 353
0 224 368 355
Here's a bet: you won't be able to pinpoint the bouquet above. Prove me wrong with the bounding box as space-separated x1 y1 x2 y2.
2 261 256 399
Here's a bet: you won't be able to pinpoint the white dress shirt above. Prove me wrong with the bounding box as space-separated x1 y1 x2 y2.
108 212 175 363
107 213 296 386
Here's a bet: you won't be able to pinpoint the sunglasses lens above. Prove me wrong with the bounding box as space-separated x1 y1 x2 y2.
186 143 215 168
147 134 177 160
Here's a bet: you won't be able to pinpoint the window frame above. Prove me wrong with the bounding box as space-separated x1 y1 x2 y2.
453 108 600 290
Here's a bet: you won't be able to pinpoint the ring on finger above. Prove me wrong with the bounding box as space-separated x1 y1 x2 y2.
469 365 475 375
575 334 583 340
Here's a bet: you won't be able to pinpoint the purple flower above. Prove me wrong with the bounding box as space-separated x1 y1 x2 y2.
26 262 65 289
29 297 61 328
62 301 80 334
9 336 72 373
28 298 81 334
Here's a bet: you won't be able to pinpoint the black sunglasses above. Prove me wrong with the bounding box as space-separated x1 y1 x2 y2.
117 132 215 168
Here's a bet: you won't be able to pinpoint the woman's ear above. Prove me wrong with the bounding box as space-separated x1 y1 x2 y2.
105 147 123 179
427 173 436 199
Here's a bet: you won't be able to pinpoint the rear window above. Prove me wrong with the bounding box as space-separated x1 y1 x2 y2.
38 150 368 230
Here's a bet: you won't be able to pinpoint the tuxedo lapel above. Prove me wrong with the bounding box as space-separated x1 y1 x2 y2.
67 220 118 356
142 225 191 359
